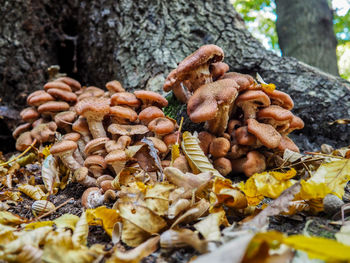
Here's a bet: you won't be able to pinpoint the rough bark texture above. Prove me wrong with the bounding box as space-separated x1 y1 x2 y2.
0 0 349 152
276 0 339 76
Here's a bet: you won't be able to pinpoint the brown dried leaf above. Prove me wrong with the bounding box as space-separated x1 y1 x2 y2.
194 210 227 241
121 219 151 247
145 183 175 216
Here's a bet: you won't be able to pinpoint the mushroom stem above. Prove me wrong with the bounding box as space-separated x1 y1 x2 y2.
205 101 234 135
87 118 107 138
59 151 81 172
73 149 85 166
173 83 190 103
77 139 87 158
187 64 212 92
241 103 258 120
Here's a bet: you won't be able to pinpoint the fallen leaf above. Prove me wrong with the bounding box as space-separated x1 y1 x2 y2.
212 177 247 209
41 155 60 193
18 184 46 200
0 211 26 225
86 206 120 237
335 223 350 246
181 131 222 177
194 210 227 241
145 183 174 216
54 214 80 231
121 218 151 247
72 212 88 247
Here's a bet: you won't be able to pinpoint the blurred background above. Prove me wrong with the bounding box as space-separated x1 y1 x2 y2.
232 0 350 80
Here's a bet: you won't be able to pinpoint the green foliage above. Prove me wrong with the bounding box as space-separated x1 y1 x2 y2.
163 92 187 120
333 9 350 44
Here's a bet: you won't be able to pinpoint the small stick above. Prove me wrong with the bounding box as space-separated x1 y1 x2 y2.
304 151 344 159
0 139 37 167
176 117 184 144
30 197 74 222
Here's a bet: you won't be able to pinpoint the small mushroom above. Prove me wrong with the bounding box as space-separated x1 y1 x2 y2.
50 140 81 172
75 97 110 138
220 72 256 91
209 137 231 158
54 111 76 132
74 167 97 187
148 117 175 138
81 187 104 208
278 135 300 153
257 105 294 133
197 131 216 155
210 62 229 81
110 92 140 108
44 81 72 92
63 132 85 165
187 79 239 135
138 106 165 125
20 107 40 123
27 90 55 106
12 123 31 139
163 131 181 149
235 90 271 121
47 88 77 103
173 155 190 173
284 115 304 135
265 89 294 110
72 117 92 144
109 106 138 124
55 77 82 92
231 151 266 177
30 122 57 143
234 126 257 146
213 157 232 176
77 86 105 101
16 131 34 151
37 101 70 117
105 150 128 176
84 155 107 178
84 137 110 156
247 119 281 149
134 90 168 109
164 44 224 93
105 80 125 95
108 124 149 137
96 174 114 187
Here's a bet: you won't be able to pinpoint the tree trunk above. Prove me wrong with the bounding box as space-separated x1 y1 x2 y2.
276 0 339 76
0 0 349 152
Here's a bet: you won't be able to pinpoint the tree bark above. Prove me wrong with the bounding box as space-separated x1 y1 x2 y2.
0 0 349 151
276 0 339 76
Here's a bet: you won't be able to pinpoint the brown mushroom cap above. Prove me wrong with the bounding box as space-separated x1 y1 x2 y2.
148 117 175 136
27 90 55 106
81 187 101 208
37 101 70 115
72 117 90 137
75 97 110 121
63 132 81 142
44 81 72 92
257 105 294 133
30 122 57 143
198 131 216 155
220 72 256 91
187 79 239 123
13 123 31 139
109 106 138 123
235 126 257 146
229 144 250 160
106 80 125 94
278 136 300 153
209 137 231 158
134 90 168 108
50 140 78 155
84 155 107 170
146 137 168 153
231 151 266 177
110 92 140 107
247 119 281 149
47 88 77 103
96 174 114 187
54 111 76 130
213 157 232 176
32 118 45 128
285 115 304 135
84 137 110 156
210 62 229 80
20 107 39 123
236 90 271 120
105 149 128 165
266 90 294 110
173 155 190 173
108 123 149 136
138 106 165 125
16 131 34 151
163 131 181 148
55 77 81 92
164 44 224 92
77 86 105 101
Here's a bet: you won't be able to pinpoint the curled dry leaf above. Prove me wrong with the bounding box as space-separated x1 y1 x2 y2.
121 218 151 247
86 206 121 237
168 199 191 219
118 202 167 234
107 236 160 263
181 131 222 177
145 183 175 216
111 221 122 245
31 200 55 217
141 137 164 180
0 211 26 225
111 167 142 190
41 154 60 193
171 198 210 228
72 212 88 247
18 184 46 201
160 228 207 253
194 210 228 241
53 214 80 231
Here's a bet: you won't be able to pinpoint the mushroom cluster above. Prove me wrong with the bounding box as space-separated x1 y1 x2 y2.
163 44 304 177
13 77 185 206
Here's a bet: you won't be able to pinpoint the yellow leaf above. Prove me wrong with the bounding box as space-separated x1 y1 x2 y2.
171 143 180 165
181 131 222 177
335 224 350 246
194 210 227 241
41 145 52 159
121 218 151 247
269 169 297 181
72 212 88 247
307 159 350 199
25 221 54 230
54 214 80 231
18 184 46 200
145 183 174 216
260 83 276 93
41 155 61 193
0 223 17 243
0 211 26 225
86 206 120 237
212 177 247 209
284 235 350 261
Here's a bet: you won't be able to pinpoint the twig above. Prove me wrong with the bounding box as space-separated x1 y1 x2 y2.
0 139 37 167
177 117 184 144
30 197 74 222
271 157 324 171
304 151 344 159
